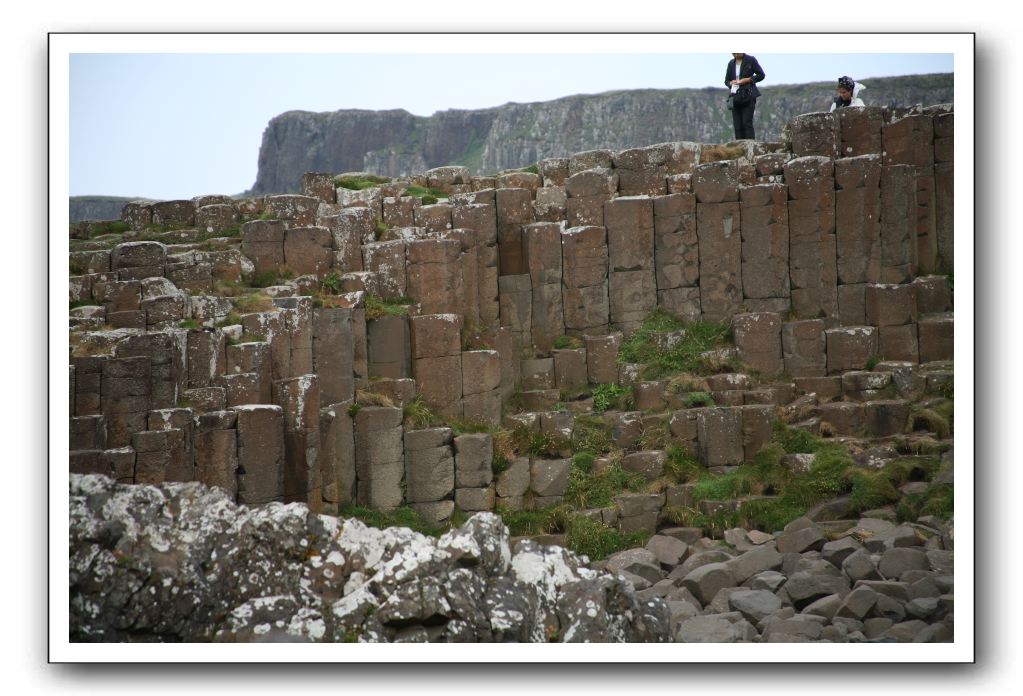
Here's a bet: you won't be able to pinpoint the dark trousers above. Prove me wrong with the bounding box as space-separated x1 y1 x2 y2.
732 98 757 139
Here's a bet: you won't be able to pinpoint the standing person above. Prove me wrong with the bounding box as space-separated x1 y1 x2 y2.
830 75 866 111
725 52 766 140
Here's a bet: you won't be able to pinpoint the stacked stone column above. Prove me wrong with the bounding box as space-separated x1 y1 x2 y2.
362 240 407 300
407 238 465 315
319 402 355 514
866 283 919 363
354 406 404 510
834 155 882 326
561 226 610 337
653 191 700 322
932 110 954 274
451 193 500 328
565 168 615 228
883 113 936 275
694 161 743 322
739 183 790 315
523 222 565 354
233 404 285 505
194 411 238 497
273 374 321 512
410 314 463 418
784 156 838 320
606 196 656 335
402 428 455 523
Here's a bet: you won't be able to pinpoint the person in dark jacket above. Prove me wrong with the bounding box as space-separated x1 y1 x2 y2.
724 52 766 140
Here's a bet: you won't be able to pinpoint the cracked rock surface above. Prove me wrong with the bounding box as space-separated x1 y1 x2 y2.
69 474 670 643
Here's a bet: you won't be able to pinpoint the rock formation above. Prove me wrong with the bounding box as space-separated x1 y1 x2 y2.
68 100 956 642
249 74 953 194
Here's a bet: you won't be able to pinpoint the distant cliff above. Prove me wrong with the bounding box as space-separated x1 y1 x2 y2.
69 195 154 223
249 73 953 194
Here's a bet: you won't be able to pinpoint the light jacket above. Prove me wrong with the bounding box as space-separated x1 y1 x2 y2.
830 81 866 111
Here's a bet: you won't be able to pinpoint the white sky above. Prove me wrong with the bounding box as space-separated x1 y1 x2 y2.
69 49 953 199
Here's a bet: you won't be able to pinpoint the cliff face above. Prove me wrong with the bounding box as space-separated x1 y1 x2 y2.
69 196 153 223
249 73 953 194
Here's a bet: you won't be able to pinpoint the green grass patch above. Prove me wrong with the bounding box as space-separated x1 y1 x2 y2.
214 312 243 328
591 383 632 413
339 504 444 537
552 334 584 350
683 391 715 408
334 174 392 191
909 408 951 438
365 294 414 320
249 271 281 288
403 397 446 430
772 420 825 454
564 515 649 561
565 461 646 509
403 185 448 202
498 505 570 537
178 319 202 329
257 210 277 221
320 270 344 295
617 309 733 378
664 445 703 483
509 425 571 458
571 415 615 454
79 220 130 237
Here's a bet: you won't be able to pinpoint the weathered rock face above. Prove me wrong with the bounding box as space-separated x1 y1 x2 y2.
249 75 953 194
69 474 671 643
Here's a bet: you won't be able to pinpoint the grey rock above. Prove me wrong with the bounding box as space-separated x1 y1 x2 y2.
783 572 850 610
878 547 929 579
726 544 783 584
645 535 689 568
905 597 940 620
801 593 843 621
821 536 863 568
681 562 736 607
675 615 744 643
842 548 883 582
728 589 783 623
69 474 672 643
675 549 735 579
605 548 664 585
750 571 787 592
836 586 879 620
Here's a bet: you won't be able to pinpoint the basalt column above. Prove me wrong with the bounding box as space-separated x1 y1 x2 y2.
561 225 610 337
523 222 565 355
653 191 700 322
694 161 742 322
784 156 838 321
739 183 790 315
834 154 882 326
606 196 656 336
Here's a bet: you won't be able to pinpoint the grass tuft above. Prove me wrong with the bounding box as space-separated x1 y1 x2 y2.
365 294 414 320
591 383 632 413
617 309 733 378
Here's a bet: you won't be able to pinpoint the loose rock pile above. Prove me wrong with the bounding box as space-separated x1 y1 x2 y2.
598 514 953 643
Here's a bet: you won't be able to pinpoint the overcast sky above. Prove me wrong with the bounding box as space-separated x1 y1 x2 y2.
69 50 953 200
